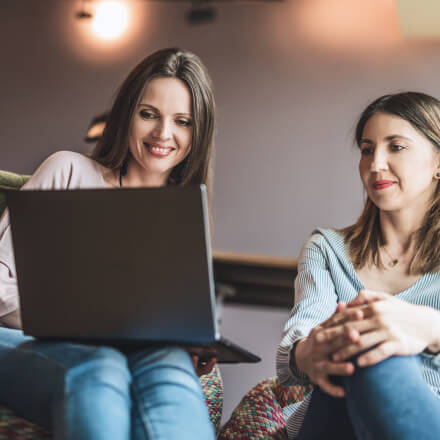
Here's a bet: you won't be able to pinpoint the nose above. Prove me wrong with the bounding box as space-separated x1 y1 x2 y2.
152 118 172 141
370 148 389 172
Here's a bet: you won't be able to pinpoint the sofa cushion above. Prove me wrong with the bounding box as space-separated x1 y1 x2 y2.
0 171 30 217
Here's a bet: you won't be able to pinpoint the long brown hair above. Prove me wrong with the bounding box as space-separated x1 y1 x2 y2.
343 92 440 274
90 47 215 196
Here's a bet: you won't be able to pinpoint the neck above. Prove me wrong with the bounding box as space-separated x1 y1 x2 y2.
379 209 423 254
120 162 170 188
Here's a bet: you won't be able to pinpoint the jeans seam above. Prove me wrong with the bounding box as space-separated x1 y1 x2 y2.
130 378 157 440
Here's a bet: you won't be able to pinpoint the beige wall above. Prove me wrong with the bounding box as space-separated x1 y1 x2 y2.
3 1 440 257
2 0 440 421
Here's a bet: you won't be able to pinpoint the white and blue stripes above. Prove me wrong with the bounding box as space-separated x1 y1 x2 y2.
276 228 440 439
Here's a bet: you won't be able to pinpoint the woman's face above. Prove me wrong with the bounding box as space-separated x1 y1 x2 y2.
359 111 440 213
128 77 193 185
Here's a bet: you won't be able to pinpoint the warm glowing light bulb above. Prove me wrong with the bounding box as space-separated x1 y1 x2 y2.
92 1 129 41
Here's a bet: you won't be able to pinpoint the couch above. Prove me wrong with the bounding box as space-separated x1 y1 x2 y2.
0 169 310 439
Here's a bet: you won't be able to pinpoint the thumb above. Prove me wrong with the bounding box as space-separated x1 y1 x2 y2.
348 289 388 306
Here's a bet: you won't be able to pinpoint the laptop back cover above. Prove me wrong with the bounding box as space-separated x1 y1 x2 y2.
7 185 218 345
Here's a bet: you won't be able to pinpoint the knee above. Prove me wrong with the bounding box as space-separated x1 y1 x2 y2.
129 346 200 391
152 346 194 371
131 346 193 371
63 346 131 396
343 355 420 395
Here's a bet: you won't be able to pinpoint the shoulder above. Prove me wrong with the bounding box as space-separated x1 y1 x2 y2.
41 151 96 170
299 228 349 268
303 228 346 252
24 151 104 190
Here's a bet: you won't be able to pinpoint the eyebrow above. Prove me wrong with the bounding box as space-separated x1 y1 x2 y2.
360 135 413 144
138 103 192 117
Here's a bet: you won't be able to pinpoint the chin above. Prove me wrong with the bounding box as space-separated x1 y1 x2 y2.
368 196 399 212
374 202 404 213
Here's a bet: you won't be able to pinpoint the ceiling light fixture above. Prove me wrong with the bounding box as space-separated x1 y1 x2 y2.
76 0 93 19
76 0 282 27
92 1 129 40
76 1 130 40
186 0 217 25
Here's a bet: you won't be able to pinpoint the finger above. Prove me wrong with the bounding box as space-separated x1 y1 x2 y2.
190 354 199 372
196 357 217 377
357 342 397 367
318 317 380 344
316 324 361 346
199 357 217 376
315 376 346 398
321 312 348 329
319 309 365 335
336 302 347 313
332 330 389 361
317 309 365 338
348 290 389 307
314 359 355 377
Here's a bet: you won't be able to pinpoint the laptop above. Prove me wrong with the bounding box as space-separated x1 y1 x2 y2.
6 185 260 364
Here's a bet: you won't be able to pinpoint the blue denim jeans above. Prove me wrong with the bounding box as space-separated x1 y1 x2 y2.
297 355 440 440
0 328 215 440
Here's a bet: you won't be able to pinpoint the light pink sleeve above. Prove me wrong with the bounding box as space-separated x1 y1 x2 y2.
0 151 104 317
0 211 20 315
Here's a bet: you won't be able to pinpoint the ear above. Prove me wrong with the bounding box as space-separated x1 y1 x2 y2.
434 152 440 180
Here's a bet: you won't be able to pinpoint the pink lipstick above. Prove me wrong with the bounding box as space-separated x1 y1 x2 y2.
373 180 395 190
144 143 175 157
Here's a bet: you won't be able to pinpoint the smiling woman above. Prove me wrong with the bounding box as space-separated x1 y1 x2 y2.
91 47 215 194
0 47 218 440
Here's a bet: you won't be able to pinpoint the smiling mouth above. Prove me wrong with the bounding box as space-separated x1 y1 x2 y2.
144 143 175 157
373 181 395 190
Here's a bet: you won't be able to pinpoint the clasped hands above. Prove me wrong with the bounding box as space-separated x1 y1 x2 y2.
295 289 437 398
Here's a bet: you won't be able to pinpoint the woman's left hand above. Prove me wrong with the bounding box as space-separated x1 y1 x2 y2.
316 290 439 367
186 348 218 377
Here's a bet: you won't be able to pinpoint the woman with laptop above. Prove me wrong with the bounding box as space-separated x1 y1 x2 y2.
0 48 217 440
277 92 440 439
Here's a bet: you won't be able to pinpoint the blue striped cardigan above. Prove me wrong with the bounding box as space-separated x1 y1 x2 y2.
276 228 440 439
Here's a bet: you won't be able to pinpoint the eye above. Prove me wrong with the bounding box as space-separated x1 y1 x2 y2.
360 146 373 156
390 144 405 152
176 118 192 127
140 109 157 120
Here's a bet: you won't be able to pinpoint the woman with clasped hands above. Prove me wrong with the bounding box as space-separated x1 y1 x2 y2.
277 92 440 439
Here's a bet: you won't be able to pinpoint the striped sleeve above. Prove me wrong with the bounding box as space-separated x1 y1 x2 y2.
276 233 339 386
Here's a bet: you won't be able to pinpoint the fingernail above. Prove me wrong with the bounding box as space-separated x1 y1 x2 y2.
357 357 366 366
316 333 325 342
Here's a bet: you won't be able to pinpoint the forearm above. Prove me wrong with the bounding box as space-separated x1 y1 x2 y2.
0 309 22 329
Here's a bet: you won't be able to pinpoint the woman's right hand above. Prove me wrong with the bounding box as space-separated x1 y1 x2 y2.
294 304 358 397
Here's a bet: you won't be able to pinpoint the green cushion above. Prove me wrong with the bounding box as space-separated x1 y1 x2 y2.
0 171 30 217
